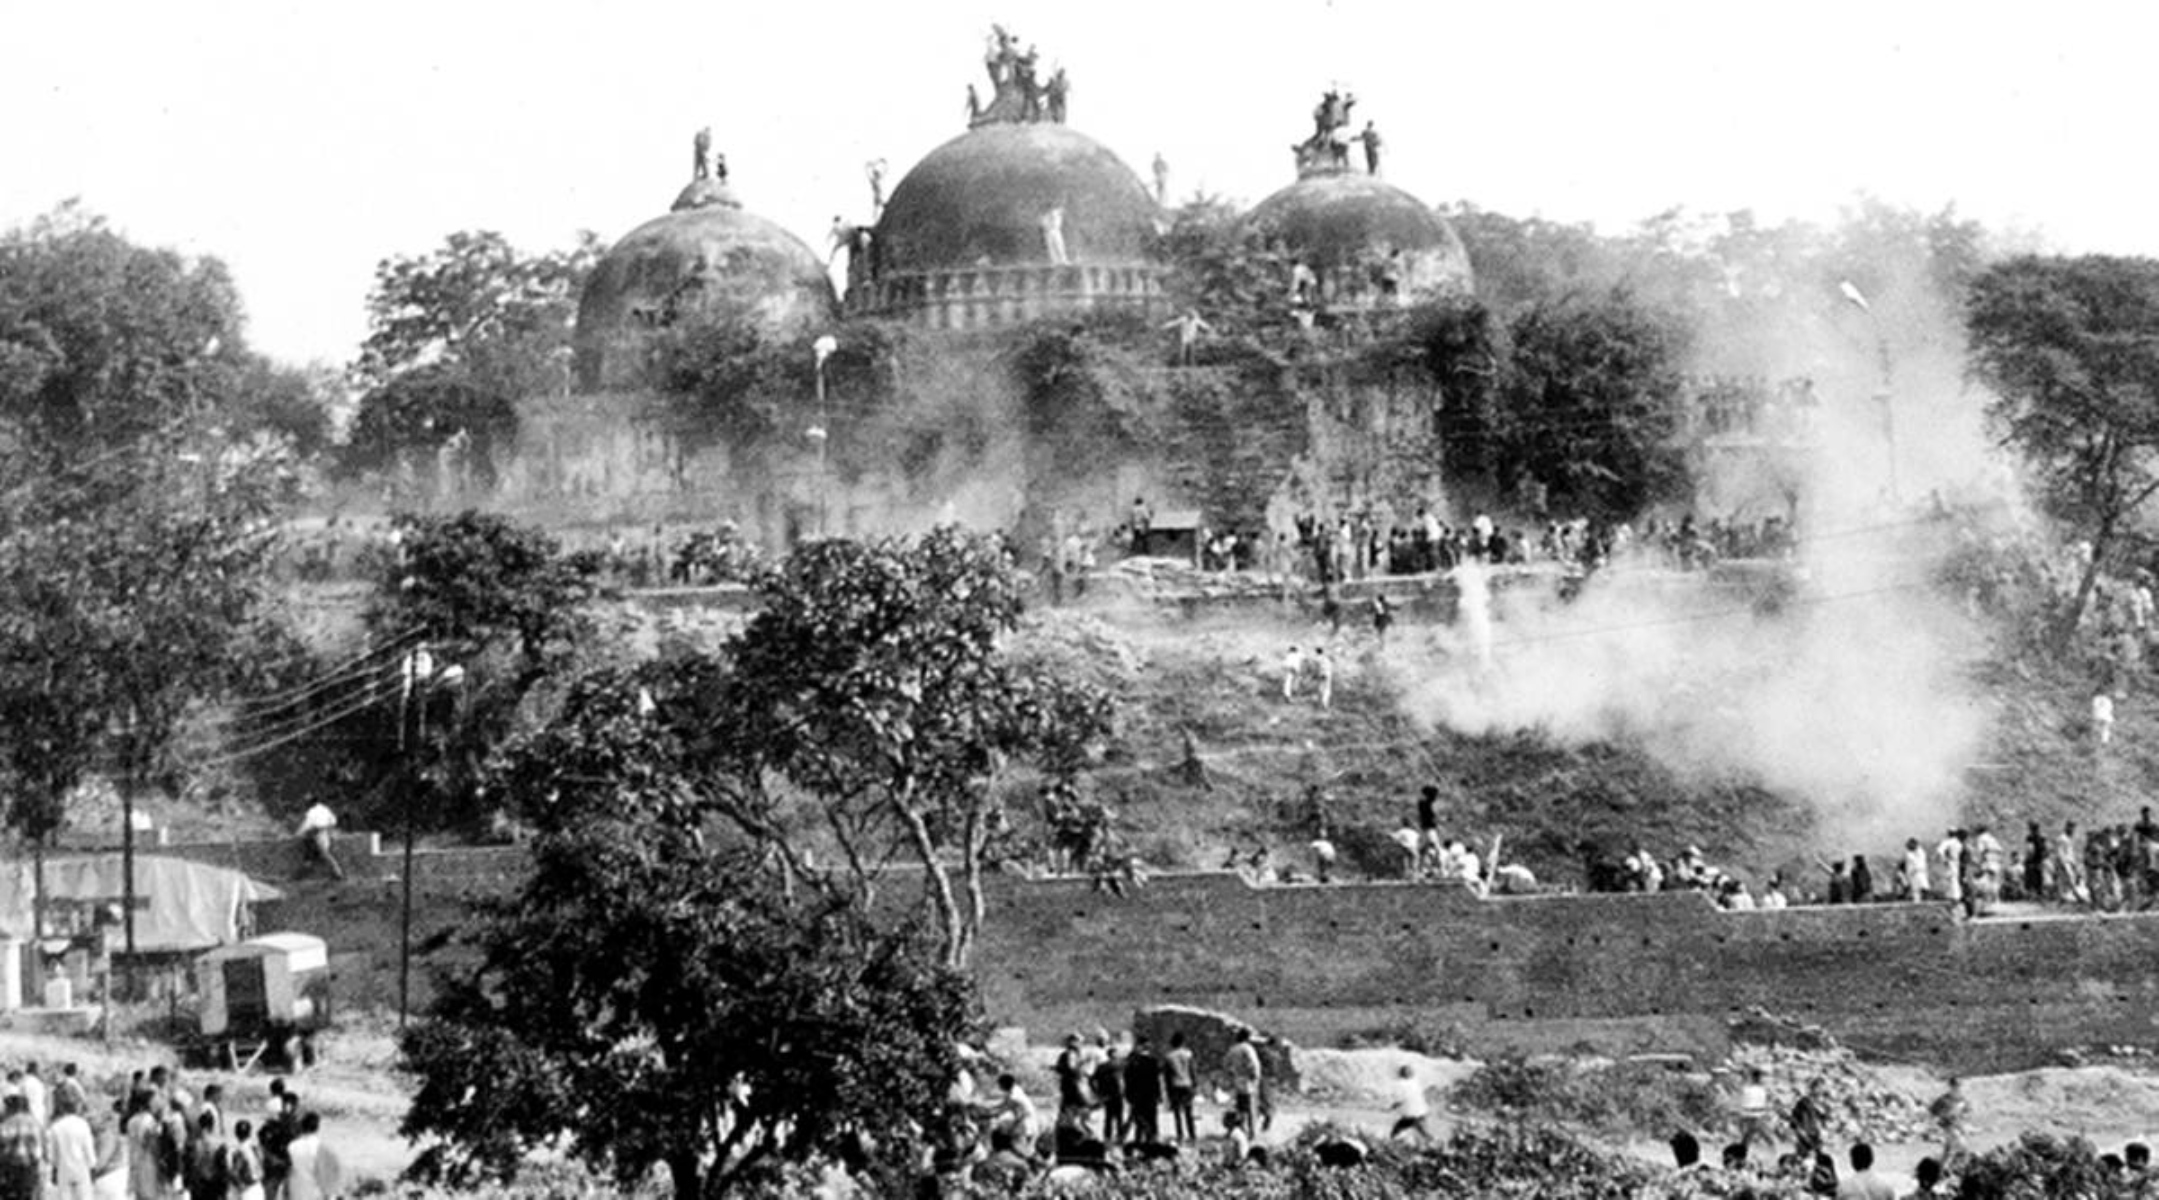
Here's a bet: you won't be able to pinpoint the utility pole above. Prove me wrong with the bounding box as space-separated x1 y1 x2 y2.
810 335 838 538
397 649 461 1029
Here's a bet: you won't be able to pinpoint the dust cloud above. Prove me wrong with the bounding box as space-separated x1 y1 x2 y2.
1398 248 2016 851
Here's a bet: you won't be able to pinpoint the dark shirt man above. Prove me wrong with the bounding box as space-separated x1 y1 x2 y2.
260 1094 298 1199
1123 1037 1163 1146
0 1095 42 1200
1092 1044 1127 1145
183 1111 228 1200
2026 822 2049 898
1789 1079 1829 1158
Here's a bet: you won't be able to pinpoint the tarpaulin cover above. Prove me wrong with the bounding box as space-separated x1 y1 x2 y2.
0 855 280 952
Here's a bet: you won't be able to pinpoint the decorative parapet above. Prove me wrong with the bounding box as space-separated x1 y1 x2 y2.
848 260 1166 330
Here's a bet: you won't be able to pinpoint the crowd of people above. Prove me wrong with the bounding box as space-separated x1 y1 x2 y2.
1568 810 2159 919
0 1060 342 1200
1113 494 1802 594
943 1027 1283 1192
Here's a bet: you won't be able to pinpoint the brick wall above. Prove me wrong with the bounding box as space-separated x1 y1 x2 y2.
973 872 2159 1074
159 837 2157 1074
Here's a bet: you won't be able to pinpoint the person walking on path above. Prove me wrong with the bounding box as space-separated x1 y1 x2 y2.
1387 1064 1433 1144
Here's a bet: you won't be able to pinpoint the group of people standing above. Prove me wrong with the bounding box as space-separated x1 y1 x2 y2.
0 1061 340 1200
962 1026 1279 1190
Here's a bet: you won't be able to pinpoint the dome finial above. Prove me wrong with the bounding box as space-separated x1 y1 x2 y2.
675 128 740 212
966 25 1070 128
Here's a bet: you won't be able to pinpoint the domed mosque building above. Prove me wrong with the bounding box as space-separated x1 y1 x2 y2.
846 25 1167 330
573 140 838 392
468 38 1475 553
1248 89 1473 309
492 143 840 522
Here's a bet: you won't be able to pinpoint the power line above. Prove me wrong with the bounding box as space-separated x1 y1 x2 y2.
231 627 425 718
189 674 408 770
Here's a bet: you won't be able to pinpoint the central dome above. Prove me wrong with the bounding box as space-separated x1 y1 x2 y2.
875 123 1160 274
1248 172 1473 303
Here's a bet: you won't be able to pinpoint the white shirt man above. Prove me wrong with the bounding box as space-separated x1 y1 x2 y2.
2094 693 2117 745
18 1067 46 1128
1388 1066 1433 1142
1901 841 1931 900
1936 835 1966 904
283 1114 340 1200
989 1076 1040 1147
1280 647 1304 701
49 1105 93 1200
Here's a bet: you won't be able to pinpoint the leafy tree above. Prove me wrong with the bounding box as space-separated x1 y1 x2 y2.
0 202 330 460
0 206 299 948
0 431 292 950
710 529 1113 967
1159 193 1300 339
345 230 600 480
1491 291 1690 518
238 510 602 833
1968 255 2159 636
401 817 971 1199
367 509 601 672
492 531 1113 968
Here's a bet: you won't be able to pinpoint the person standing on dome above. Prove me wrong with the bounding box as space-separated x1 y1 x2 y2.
1164 309 1213 366
1040 206 1069 265
1360 121 1382 174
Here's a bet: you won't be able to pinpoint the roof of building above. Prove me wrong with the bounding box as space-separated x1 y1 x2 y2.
873 122 1160 276
573 174 838 393
1247 172 1474 297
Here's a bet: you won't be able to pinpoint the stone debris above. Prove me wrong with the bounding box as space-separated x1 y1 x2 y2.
1022 609 1148 677
1726 1041 1933 1144
1103 557 1286 602
1132 1004 1301 1096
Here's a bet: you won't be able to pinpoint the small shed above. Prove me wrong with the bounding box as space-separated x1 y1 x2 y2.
195 932 330 1045
1132 508 1203 561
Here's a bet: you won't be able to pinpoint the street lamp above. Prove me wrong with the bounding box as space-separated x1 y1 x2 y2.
810 335 839 538
1838 280 1899 504
397 648 462 1029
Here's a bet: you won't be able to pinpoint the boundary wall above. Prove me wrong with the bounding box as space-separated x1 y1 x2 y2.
975 871 2159 1074
87 839 2159 1073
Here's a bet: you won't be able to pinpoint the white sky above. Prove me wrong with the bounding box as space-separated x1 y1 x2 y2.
5 0 2155 367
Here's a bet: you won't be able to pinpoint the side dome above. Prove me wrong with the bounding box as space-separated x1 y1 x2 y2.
875 123 1158 274
1248 173 1474 306
574 178 838 393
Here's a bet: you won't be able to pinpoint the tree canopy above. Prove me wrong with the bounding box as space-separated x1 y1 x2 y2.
345 230 600 481
1968 254 2159 633
0 202 331 459
0 206 298 898
236 510 603 833
1494 291 1691 517
401 819 971 1199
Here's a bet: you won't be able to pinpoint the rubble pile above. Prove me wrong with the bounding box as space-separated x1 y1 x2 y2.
1726 1042 1933 1143
1132 1004 1302 1095
1103 557 1286 602
1019 610 1148 676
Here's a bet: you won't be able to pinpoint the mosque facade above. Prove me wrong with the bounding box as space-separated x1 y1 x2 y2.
453 29 1479 551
